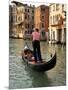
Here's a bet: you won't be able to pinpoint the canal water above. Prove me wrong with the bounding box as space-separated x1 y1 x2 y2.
9 38 66 89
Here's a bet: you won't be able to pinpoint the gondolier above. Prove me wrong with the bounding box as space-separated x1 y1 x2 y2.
32 28 42 62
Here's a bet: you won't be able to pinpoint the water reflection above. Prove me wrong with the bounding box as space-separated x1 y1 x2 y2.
31 72 51 87
24 66 52 87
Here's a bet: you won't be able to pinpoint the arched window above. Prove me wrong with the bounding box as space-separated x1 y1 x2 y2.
42 31 45 37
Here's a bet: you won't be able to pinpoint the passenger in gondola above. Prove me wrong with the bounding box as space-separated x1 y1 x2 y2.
23 46 29 59
32 28 42 63
23 46 35 62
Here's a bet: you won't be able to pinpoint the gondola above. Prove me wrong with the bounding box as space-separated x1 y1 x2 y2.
22 47 56 72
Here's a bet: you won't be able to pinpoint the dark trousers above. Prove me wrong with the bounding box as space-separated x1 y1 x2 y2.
32 40 42 62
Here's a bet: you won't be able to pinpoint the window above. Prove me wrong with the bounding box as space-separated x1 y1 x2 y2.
41 23 44 28
62 4 64 11
28 24 29 28
64 11 66 20
25 15 27 19
42 16 44 19
32 16 34 19
41 6 45 12
25 8 27 12
11 16 13 22
32 10 34 13
41 16 45 21
42 8 45 11
56 4 59 10
32 25 34 29
53 15 58 24
28 9 29 12
25 24 28 28
53 5 55 11
25 31 28 34
42 31 45 37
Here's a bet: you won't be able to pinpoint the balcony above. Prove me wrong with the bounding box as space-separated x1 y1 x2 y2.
51 16 64 27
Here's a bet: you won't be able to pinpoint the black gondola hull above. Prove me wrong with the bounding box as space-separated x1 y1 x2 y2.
22 52 56 72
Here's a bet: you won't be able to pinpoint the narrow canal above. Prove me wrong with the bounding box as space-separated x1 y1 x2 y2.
9 38 66 89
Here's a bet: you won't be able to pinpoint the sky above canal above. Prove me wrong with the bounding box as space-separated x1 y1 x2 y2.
9 0 66 6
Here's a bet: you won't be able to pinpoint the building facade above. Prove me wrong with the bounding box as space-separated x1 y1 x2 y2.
49 4 66 44
34 5 49 40
9 1 35 39
23 4 35 39
9 1 25 38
